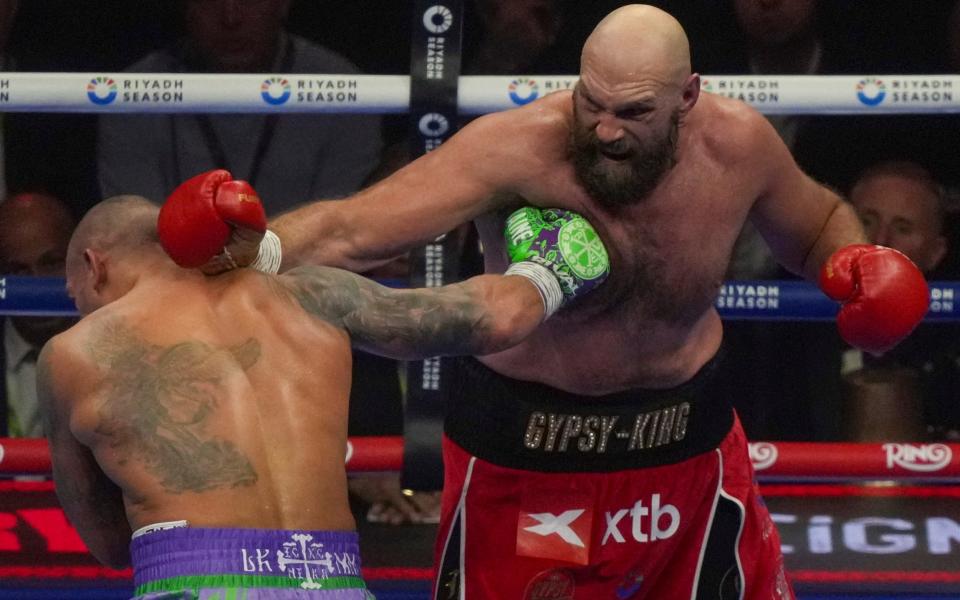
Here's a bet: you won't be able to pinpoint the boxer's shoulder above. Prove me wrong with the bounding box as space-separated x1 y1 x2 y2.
694 92 782 164
36 328 91 407
466 90 571 142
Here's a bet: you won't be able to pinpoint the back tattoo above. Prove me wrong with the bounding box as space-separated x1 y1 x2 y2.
88 319 260 493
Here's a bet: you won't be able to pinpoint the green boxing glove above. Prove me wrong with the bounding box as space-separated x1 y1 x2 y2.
504 207 610 319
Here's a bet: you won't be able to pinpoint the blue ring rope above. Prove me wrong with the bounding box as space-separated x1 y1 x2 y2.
1 275 957 321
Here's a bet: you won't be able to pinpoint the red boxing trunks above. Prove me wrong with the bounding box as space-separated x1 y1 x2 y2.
434 355 793 600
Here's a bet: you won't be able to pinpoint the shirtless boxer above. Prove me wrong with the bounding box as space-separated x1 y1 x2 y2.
190 5 928 599
39 192 606 598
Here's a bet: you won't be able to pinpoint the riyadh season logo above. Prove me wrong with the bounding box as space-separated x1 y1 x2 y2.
509 78 540 105
261 77 291 105
423 5 453 34
418 112 450 137
87 76 118 105
856 77 886 106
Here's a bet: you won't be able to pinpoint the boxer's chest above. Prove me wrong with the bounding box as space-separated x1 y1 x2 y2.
575 158 753 325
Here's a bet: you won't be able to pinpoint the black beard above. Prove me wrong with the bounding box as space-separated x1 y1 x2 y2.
570 111 679 209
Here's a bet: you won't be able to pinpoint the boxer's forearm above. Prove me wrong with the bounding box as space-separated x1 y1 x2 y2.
344 274 543 360
284 267 543 359
271 199 384 272
273 126 509 271
800 198 868 282
53 465 132 569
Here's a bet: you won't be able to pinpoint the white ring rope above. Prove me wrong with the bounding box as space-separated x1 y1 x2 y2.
0 73 955 114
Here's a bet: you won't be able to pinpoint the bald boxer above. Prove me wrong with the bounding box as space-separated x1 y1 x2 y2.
39 196 606 598
191 5 927 599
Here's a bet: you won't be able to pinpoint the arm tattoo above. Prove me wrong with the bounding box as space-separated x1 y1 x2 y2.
284 266 496 358
89 320 259 493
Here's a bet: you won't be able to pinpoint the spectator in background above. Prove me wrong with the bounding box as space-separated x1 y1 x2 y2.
466 0 568 75
97 0 382 214
842 160 959 441
0 192 77 437
735 0 822 77
727 0 824 279
96 0 402 518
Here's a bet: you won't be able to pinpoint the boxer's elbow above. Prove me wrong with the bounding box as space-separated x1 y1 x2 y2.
88 535 131 570
102 550 131 571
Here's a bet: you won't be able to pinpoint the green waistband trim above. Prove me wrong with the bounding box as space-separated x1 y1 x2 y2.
135 573 367 595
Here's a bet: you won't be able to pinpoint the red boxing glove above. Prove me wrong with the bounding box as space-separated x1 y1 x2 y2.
158 169 267 268
819 244 929 355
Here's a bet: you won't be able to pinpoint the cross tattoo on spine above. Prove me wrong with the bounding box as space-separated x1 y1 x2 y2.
277 533 334 589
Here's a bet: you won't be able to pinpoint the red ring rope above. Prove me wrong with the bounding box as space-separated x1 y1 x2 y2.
2 437 957 479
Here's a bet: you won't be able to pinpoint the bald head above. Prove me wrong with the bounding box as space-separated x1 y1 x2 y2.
582 4 691 88
65 196 168 316
67 195 161 275
571 6 698 207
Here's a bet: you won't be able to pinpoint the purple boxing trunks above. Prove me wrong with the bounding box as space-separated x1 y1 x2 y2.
130 526 373 599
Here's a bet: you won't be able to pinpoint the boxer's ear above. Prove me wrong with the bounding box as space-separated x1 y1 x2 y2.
83 249 108 294
680 73 700 116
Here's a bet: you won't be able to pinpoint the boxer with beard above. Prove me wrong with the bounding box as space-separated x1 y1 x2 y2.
570 97 679 208
177 5 929 598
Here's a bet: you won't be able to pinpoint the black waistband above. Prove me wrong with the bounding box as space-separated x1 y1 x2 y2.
444 353 733 472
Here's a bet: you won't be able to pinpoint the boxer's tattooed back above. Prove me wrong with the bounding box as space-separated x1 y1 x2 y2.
88 320 258 493
283 265 494 359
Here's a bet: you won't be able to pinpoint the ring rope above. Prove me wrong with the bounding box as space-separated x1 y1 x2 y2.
1 437 956 480
2 276 957 321
0 73 954 114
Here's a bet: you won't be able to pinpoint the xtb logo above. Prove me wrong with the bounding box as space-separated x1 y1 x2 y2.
523 510 586 547
602 494 680 545
517 507 593 565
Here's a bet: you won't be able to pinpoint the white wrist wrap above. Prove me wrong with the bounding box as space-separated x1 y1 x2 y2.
504 262 563 320
251 230 282 274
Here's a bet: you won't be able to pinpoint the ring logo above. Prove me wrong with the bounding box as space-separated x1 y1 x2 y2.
509 78 539 105
883 443 952 472
749 442 779 471
261 77 291 105
517 508 592 564
601 494 679 545
86 76 118 105
344 440 353 465
856 77 886 106
423 5 453 34
418 112 449 137
524 569 575 600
